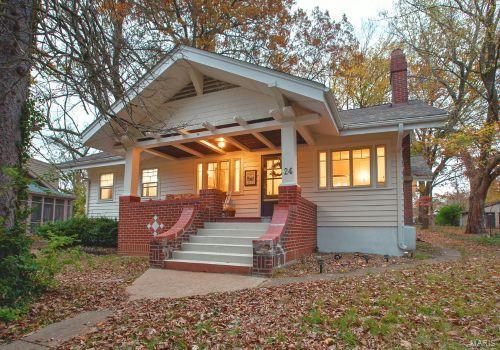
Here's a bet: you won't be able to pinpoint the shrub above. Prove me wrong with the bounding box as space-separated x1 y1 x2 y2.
37 217 118 247
435 204 462 226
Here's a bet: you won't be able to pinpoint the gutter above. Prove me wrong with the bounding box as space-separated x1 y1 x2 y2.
396 123 408 251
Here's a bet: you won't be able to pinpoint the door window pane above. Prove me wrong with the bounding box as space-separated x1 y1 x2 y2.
353 148 371 186
332 151 350 187
264 158 281 196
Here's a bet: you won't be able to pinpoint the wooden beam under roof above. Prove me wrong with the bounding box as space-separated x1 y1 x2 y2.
252 132 277 150
178 127 225 154
143 148 177 161
226 136 251 152
173 143 205 158
296 125 316 145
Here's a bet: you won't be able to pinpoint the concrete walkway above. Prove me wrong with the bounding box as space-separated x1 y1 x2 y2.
0 310 112 349
127 268 267 300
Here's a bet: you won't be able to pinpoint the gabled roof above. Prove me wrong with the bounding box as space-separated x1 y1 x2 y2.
340 100 447 134
82 45 342 147
58 151 125 170
28 182 76 199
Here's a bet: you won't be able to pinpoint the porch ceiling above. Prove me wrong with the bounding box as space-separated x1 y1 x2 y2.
148 128 307 160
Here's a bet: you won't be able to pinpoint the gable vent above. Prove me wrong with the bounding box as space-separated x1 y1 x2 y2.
168 76 238 102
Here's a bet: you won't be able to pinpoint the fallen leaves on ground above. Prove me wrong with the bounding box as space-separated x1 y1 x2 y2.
60 229 498 349
0 252 148 343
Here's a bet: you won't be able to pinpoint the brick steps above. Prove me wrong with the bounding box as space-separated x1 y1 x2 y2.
164 260 252 274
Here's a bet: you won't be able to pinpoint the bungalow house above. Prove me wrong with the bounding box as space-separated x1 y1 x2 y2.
60 46 447 275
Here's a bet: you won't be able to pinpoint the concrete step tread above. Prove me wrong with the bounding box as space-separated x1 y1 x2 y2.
183 243 252 248
191 235 259 240
166 259 252 267
175 251 252 257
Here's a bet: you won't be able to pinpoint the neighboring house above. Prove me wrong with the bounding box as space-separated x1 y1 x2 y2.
60 46 447 275
461 201 500 229
27 159 75 232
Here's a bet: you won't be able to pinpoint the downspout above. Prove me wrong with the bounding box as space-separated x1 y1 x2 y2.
84 178 90 216
396 123 408 250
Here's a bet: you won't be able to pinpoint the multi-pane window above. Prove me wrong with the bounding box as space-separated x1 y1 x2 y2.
376 146 386 185
198 160 241 193
207 162 218 189
318 151 327 189
332 150 350 187
219 161 230 192
43 198 54 222
352 148 371 186
142 168 158 197
233 159 241 193
323 146 386 189
99 173 114 200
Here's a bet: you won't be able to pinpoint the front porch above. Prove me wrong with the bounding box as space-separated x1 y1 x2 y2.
118 117 318 276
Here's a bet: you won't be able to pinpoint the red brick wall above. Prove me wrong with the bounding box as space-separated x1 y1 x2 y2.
118 189 224 256
279 185 317 263
253 185 317 276
390 49 408 105
402 134 413 225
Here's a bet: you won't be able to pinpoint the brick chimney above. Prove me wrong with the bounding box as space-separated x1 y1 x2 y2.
390 49 408 105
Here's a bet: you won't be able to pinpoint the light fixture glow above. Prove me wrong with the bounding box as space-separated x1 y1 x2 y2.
217 138 226 149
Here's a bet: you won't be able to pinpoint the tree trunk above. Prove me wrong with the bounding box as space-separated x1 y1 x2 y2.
0 0 35 229
465 173 490 234
418 182 432 229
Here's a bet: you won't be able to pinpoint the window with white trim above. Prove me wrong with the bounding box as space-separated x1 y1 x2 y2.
141 168 158 197
99 173 114 200
376 145 386 185
233 159 241 193
322 146 386 189
197 160 240 193
318 151 328 189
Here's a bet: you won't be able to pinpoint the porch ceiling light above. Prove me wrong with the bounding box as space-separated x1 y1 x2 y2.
216 137 226 149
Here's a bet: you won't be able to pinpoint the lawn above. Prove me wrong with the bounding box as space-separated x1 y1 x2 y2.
63 229 498 349
0 251 148 344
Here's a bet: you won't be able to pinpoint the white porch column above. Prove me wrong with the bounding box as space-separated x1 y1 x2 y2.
280 122 298 186
123 147 142 196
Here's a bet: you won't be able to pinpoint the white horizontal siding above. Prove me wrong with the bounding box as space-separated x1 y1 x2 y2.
158 87 276 129
87 166 124 218
86 134 401 227
297 134 399 228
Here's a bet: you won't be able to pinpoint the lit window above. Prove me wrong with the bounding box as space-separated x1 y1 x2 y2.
352 148 371 186
318 151 327 189
141 168 158 197
219 161 230 192
196 163 203 193
332 150 350 187
376 146 386 185
265 158 282 196
99 173 114 200
233 159 241 193
207 162 218 189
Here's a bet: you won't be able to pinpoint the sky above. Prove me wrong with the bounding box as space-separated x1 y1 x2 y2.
295 0 394 39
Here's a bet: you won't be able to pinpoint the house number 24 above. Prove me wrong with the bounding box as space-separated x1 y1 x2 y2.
283 167 294 175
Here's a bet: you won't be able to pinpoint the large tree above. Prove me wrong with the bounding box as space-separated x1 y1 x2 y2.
389 0 499 234
0 0 36 229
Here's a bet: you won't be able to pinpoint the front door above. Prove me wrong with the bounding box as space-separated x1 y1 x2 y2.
261 154 282 217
